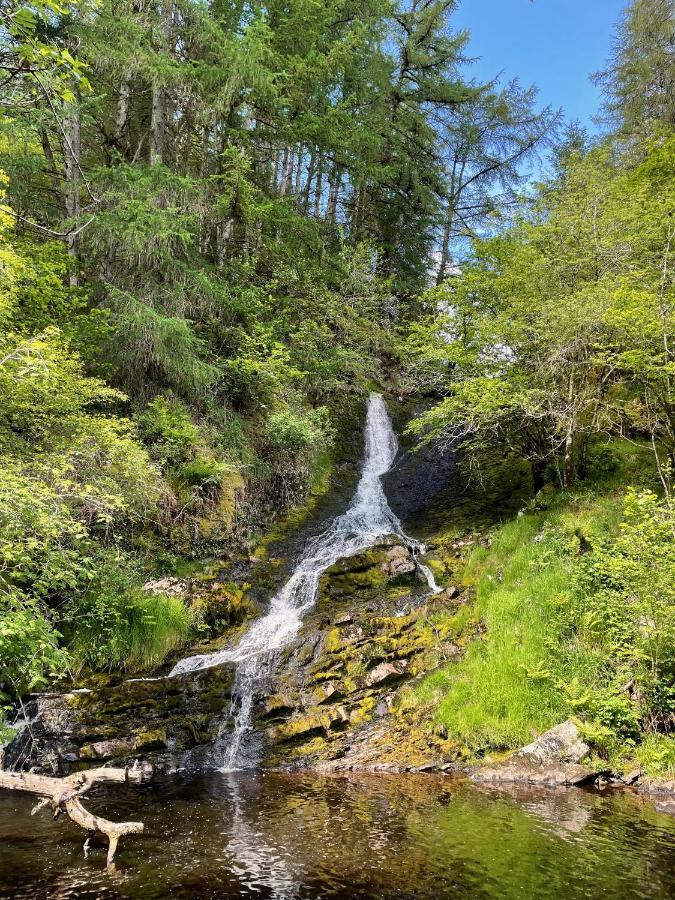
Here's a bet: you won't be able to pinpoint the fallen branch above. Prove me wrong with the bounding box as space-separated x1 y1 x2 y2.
0 763 146 866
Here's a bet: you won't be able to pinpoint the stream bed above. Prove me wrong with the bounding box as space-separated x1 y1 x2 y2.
1 772 673 899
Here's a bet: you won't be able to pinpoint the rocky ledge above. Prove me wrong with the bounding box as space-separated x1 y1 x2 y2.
472 720 598 787
3 665 234 775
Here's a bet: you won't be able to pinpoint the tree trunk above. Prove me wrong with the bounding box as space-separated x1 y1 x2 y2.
279 145 295 197
436 200 454 286
63 102 81 286
294 144 304 198
562 373 576 488
150 2 173 166
115 69 132 156
0 764 147 868
302 148 316 212
313 155 323 218
326 167 341 225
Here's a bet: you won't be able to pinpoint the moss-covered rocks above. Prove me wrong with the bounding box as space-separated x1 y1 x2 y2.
3 665 234 775
254 542 479 769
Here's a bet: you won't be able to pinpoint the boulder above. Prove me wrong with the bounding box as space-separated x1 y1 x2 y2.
142 577 188 597
381 545 416 577
473 720 596 787
639 778 675 816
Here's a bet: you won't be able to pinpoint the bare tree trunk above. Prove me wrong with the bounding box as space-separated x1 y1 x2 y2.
436 200 454 286
63 103 81 286
302 148 316 212
562 372 576 488
277 146 288 195
0 764 147 868
294 144 304 198
279 145 295 197
326 167 341 225
272 147 281 192
115 69 132 155
150 2 173 165
313 155 324 218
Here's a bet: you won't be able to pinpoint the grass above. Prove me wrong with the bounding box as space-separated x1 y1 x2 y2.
407 439 660 755
70 590 193 674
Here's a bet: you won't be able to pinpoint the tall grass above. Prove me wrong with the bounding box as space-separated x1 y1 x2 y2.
70 590 192 673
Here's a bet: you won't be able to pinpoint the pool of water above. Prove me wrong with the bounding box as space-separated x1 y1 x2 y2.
0 772 673 899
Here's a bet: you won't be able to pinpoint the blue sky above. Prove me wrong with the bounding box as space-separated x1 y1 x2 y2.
454 0 626 129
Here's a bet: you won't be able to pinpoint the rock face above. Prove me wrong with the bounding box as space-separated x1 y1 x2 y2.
3 666 234 776
473 721 596 787
256 541 476 769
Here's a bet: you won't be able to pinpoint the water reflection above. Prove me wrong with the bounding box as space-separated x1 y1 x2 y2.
0 772 673 899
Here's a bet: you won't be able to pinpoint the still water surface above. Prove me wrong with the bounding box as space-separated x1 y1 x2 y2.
0 772 673 899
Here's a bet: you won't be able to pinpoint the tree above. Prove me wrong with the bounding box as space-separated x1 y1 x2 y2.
405 137 674 489
593 0 675 135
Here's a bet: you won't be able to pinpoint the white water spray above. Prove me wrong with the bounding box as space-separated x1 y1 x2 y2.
169 393 440 768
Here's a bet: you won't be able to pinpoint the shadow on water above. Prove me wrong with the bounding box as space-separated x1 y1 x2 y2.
1 772 673 899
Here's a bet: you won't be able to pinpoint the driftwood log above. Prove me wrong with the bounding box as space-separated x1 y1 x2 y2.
0 763 146 866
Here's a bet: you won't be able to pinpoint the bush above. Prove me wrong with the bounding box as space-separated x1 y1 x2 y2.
575 489 675 732
265 407 331 454
0 595 69 700
583 444 620 481
178 455 229 491
138 396 200 466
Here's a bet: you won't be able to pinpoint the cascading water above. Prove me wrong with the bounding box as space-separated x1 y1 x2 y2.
169 393 441 769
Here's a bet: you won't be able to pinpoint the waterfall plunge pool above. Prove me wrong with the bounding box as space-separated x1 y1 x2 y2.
1 771 673 899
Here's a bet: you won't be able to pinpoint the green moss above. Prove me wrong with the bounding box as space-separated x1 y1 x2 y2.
324 627 342 653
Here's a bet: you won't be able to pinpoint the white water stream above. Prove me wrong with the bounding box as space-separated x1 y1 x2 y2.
169 393 440 768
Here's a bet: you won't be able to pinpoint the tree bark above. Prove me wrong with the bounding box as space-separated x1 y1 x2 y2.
115 70 132 156
150 2 173 166
63 102 81 286
0 764 147 868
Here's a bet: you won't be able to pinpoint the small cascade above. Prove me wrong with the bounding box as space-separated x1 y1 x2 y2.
169 393 440 768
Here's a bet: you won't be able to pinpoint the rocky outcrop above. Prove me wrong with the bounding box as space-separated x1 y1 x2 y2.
639 779 675 815
256 541 476 769
473 721 597 787
3 666 234 776
4 539 474 778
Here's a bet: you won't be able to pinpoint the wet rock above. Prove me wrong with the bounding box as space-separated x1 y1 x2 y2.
620 768 643 785
3 666 235 776
473 721 596 787
81 738 134 760
381 545 416 577
639 779 675 815
132 728 167 752
654 799 675 815
439 585 460 601
312 682 341 704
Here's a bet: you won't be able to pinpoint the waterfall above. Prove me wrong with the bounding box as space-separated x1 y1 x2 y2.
169 393 441 768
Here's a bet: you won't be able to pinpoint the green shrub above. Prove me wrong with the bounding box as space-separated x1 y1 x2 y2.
138 395 200 465
583 444 620 481
178 455 229 491
265 407 331 454
0 595 70 699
